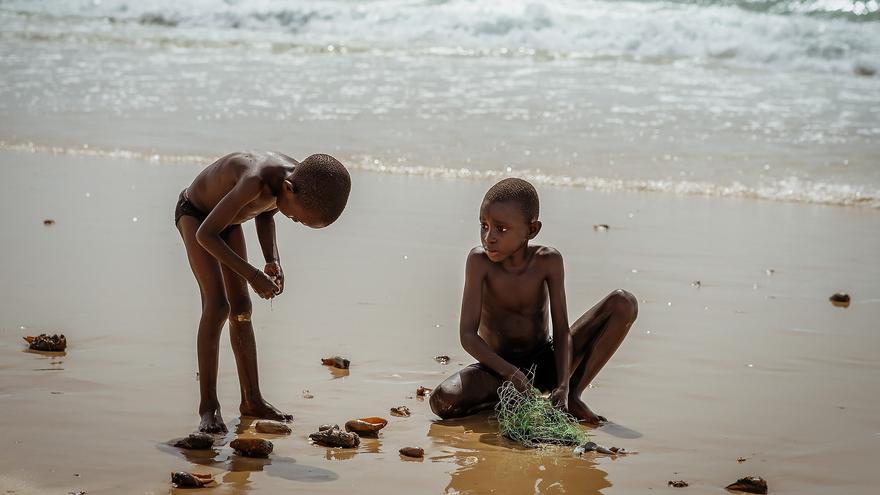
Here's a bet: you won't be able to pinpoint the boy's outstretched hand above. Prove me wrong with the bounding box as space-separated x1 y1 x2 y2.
549 385 569 411
264 261 284 294
248 269 279 299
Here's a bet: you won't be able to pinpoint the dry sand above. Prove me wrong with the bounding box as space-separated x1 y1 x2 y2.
1 149 878 494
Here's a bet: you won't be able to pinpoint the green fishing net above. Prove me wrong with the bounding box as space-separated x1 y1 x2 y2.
495 374 588 448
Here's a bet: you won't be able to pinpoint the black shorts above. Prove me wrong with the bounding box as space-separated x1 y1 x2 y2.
174 189 237 237
468 340 558 392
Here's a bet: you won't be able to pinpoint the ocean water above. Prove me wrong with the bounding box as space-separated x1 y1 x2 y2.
1 0 879 207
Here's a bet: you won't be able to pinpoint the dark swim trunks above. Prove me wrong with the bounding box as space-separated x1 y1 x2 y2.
468 340 559 392
174 189 237 236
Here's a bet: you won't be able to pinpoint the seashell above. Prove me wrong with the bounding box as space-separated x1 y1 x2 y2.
171 471 213 488
416 386 432 397
399 447 424 458
321 356 350 369
668 480 688 488
230 438 273 458
829 293 850 308
309 426 360 448
344 417 388 437
434 355 450 365
173 433 214 450
254 420 291 435
725 476 768 494
593 224 609 231
390 406 411 417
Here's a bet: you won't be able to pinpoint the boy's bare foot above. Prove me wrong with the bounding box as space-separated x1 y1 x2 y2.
198 408 227 433
568 396 607 425
240 399 293 422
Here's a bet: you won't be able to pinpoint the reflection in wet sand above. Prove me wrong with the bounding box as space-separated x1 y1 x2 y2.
427 413 611 495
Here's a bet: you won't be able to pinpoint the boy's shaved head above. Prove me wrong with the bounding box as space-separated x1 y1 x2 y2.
483 178 539 222
293 154 351 224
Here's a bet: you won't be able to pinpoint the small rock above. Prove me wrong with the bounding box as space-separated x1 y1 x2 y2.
230 438 273 458
399 447 424 458
23 334 67 352
390 406 411 417
302 389 314 399
737 457 747 463
725 476 768 494
254 420 291 435
319 423 339 432
173 433 214 450
43 219 55 226
309 425 360 448
593 224 609 231
344 417 388 437
691 280 701 288
171 471 214 488
321 356 350 369
829 293 850 308
434 355 450 365
668 480 689 488
416 386 432 397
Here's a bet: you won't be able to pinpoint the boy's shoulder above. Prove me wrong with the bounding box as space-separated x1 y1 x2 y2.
465 245 563 266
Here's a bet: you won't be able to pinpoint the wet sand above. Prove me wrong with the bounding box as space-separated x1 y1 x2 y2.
1 149 878 494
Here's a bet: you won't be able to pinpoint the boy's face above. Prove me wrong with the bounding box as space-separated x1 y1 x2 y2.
277 181 327 229
479 200 540 262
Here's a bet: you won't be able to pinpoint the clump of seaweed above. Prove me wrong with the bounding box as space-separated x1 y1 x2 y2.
495 372 587 448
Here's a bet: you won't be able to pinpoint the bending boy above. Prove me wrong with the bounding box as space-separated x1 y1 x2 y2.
430 178 637 424
176 151 351 433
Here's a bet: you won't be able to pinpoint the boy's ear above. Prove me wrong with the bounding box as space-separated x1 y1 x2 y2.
528 220 542 239
284 179 296 194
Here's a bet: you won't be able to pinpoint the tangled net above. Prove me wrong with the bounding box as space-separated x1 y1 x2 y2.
495 373 588 448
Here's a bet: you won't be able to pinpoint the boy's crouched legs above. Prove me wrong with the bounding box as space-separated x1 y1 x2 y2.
568 289 638 424
430 365 505 419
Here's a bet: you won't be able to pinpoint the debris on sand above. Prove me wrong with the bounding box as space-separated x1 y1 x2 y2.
173 433 214 450
593 224 609 231
302 389 314 399
23 334 67 352
254 420 291 435
668 480 689 488
309 425 360 448
691 280 701 288
171 471 214 488
230 438 273 458
390 406 411 417
573 441 616 456
344 417 388 437
399 447 424 458
829 293 851 308
737 457 748 463
725 476 768 494
43 219 55 226
416 386 432 397
321 356 350 369
434 355 450 365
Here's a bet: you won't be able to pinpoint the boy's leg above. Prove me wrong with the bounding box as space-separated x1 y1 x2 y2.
219 225 293 422
567 289 638 424
429 365 504 419
178 216 230 433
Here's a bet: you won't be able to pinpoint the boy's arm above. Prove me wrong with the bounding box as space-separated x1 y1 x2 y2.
255 209 284 293
459 249 526 389
255 209 279 264
546 249 572 408
195 177 275 295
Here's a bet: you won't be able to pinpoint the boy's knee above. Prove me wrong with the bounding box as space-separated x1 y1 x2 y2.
203 300 230 323
429 386 458 419
609 289 638 321
228 298 252 322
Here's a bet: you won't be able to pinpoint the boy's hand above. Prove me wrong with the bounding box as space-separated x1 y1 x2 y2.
507 369 531 393
549 385 569 411
248 269 279 299
264 261 284 294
